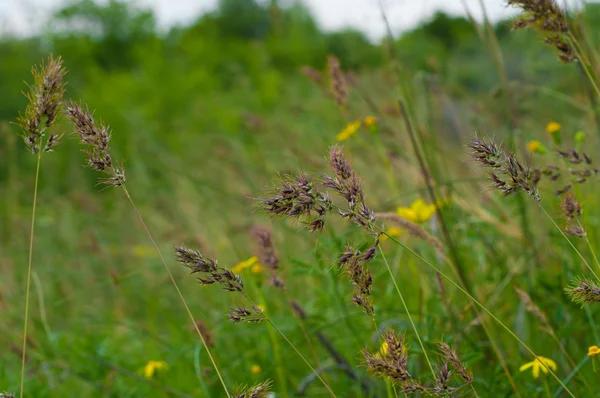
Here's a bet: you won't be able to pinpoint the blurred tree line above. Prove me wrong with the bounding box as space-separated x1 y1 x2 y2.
2 0 600 132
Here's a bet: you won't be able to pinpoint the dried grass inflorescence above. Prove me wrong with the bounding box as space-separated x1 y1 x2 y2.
261 146 380 315
508 0 575 62
16 54 67 153
468 137 539 201
325 145 376 232
361 329 413 386
561 193 585 237
436 342 473 384
252 225 285 289
233 379 273 398
328 55 348 107
261 173 332 232
65 102 126 187
565 278 600 304
363 331 473 395
532 149 597 196
514 287 551 329
174 246 243 292
338 243 378 315
228 305 265 324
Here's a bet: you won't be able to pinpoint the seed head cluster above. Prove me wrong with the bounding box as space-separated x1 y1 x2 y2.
469 137 539 201
16 54 67 153
508 0 575 62
174 246 243 292
233 380 273 398
362 331 474 396
252 225 285 289
228 305 265 324
325 145 376 232
361 329 413 386
328 55 348 107
65 101 126 187
566 278 600 304
338 243 378 315
261 174 332 232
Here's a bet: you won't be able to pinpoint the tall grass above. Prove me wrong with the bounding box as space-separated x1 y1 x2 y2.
5 1 600 397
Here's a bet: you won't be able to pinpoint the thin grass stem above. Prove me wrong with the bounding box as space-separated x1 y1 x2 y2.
539 204 600 281
19 149 42 398
240 292 336 397
382 231 575 397
121 185 231 398
377 246 436 379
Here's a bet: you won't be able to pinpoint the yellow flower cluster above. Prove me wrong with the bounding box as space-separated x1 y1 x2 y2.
336 116 377 142
588 345 600 357
232 256 263 274
396 199 437 224
336 120 362 142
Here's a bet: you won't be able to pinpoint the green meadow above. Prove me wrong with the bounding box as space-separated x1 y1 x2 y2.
2 0 600 396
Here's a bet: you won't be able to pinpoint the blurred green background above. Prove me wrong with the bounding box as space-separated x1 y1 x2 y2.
3 0 600 396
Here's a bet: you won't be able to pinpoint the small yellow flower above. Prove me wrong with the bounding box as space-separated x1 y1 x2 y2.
251 364 261 374
251 263 263 273
588 345 600 357
546 121 561 135
527 140 541 153
336 120 362 142
256 304 266 312
232 256 259 273
143 360 168 379
519 356 557 378
526 140 546 154
397 199 436 224
363 115 377 128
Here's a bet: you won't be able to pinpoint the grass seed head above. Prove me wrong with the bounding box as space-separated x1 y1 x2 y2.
16 54 67 153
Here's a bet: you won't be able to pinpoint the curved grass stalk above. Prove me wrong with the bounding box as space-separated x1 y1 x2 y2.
377 246 436 379
121 185 231 398
382 232 576 398
19 150 42 398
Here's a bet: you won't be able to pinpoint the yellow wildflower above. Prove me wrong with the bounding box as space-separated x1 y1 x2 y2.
251 364 261 374
519 356 557 378
143 360 168 379
526 140 546 154
527 140 540 153
396 199 436 224
363 115 377 128
546 121 561 135
588 345 600 357
232 256 259 273
336 120 362 142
